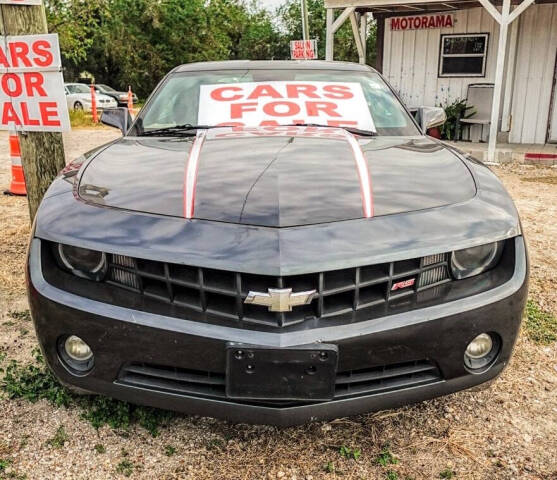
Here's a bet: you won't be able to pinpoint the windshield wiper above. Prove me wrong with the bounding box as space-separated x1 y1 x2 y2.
282 123 377 137
139 124 218 137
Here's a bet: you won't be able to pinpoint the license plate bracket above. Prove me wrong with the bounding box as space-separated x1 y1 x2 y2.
226 343 338 401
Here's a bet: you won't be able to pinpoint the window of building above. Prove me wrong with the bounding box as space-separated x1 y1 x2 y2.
439 34 489 77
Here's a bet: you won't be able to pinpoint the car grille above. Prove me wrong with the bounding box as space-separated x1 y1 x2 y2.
117 359 442 407
106 253 451 327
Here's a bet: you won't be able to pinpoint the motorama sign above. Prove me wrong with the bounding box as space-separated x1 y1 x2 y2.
198 81 375 131
0 33 69 131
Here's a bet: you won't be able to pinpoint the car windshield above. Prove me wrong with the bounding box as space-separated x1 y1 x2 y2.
98 84 117 92
134 69 419 136
67 84 91 94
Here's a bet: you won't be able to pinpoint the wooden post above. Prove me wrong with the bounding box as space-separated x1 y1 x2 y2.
0 4 66 221
326 8 334 61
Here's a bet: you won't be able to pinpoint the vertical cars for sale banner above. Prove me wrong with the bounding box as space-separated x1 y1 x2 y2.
0 33 70 131
198 81 375 131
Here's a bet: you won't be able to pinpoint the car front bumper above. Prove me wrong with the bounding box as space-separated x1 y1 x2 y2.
27 236 528 426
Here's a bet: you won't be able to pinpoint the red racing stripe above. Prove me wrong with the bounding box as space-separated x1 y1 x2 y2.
342 130 374 218
183 130 207 219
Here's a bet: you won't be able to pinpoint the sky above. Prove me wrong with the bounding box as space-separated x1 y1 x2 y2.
259 0 288 11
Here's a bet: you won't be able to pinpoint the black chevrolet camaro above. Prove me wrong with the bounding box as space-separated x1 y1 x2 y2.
27 61 528 426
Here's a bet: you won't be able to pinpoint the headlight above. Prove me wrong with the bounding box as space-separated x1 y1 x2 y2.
450 241 503 280
56 243 107 280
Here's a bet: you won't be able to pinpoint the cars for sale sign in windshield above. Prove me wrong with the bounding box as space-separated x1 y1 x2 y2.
198 81 375 132
0 33 70 131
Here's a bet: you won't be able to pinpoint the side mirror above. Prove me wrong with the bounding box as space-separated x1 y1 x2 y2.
416 106 446 134
101 107 132 135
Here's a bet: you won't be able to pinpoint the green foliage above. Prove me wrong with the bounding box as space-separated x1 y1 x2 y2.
1 353 72 407
0 459 12 472
94 444 106 454
438 98 475 140
525 300 557 345
116 459 134 477
46 426 69 449
324 461 335 473
69 110 105 128
386 471 399 480
164 445 176 457
278 0 377 66
439 468 455 479
0 352 173 436
46 0 378 99
339 445 361 460
376 445 398 466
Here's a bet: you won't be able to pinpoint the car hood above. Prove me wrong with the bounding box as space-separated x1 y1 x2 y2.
78 127 476 227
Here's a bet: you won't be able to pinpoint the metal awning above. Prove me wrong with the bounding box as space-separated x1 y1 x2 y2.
325 0 551 162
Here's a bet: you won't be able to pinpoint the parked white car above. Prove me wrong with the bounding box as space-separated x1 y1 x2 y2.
64 83 118 111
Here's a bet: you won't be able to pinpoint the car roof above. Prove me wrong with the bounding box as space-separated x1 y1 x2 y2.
173 60 377 74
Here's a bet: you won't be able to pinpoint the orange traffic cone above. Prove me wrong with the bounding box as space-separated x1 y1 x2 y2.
127 86 134 112
4 126 26 196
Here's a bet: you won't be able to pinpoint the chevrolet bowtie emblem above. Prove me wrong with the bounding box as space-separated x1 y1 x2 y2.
244 288 317 312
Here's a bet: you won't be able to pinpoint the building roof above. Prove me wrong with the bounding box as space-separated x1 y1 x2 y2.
324 0 555 14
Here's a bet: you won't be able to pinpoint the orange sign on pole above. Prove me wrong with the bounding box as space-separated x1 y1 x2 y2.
127 86 134 111
90 84 98 123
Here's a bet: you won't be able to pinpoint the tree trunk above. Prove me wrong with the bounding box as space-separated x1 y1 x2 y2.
0 4 67 221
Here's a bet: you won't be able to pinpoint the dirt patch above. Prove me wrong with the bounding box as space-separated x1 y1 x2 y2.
522 176 557 185
0 138 556 480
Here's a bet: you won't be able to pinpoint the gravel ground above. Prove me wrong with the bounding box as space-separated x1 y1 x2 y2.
0 130 556 480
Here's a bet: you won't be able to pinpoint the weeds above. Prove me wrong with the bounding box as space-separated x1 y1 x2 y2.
339 445 361 460
386 471 399 480
0 459 11 471
376 445 398 466
324 461 335 473
8 311 31 323
524 300 557 345
164 445 176 456
94 444 106 454
440 468 455 479
0 350 173 436
46 426 68 449
116 459 134 477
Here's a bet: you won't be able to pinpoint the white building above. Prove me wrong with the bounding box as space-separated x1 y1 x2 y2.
325 0 557 157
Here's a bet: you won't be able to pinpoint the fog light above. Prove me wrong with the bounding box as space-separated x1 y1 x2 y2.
464 333 500 371
64 335 93 361
465 333 493 359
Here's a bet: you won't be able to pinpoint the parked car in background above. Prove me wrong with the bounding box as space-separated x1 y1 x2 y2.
64 83 118 111
95 84 138 106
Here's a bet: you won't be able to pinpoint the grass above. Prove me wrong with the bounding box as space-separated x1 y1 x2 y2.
46 426 68 449
0 349 173 436
522 176 557 185
69 110 106 128
164 445 176 456
0 459 11 472
524 300 557 345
